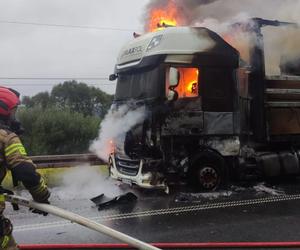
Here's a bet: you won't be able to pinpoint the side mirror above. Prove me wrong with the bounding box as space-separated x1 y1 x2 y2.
167 89 178 101
169 67 180 87
109 74 118 81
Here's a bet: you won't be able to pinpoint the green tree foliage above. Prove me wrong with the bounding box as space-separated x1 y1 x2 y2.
22 81 113 118
18 81 113 155
22 92 52 109
18 107 101 155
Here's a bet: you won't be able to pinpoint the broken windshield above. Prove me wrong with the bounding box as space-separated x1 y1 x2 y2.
114 66 164 101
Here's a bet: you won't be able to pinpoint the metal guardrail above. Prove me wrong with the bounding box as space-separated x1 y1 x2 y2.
30 154 105 169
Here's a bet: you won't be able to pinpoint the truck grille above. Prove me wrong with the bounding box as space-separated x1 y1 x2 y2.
115 155 140 176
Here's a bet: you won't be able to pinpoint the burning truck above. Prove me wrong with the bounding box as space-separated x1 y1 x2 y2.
107 18 300 191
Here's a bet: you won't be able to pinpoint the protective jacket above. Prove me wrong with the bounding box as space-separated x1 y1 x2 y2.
0 127 50 249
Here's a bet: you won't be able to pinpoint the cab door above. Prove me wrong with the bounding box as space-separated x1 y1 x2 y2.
162 66 204 136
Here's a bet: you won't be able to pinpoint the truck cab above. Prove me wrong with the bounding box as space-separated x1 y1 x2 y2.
108 20 300 191
109 26 240 190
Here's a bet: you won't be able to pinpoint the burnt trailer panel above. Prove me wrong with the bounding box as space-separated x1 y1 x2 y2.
266 77 300 137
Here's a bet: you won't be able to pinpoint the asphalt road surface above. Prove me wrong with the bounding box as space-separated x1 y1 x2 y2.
5 177 300 247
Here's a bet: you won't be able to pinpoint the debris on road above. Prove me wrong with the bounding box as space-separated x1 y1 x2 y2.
91 192 137 210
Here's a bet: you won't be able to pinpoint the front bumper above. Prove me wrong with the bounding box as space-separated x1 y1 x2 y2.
109 154 166 190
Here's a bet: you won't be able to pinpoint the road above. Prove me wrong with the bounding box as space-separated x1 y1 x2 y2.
5 173 300 248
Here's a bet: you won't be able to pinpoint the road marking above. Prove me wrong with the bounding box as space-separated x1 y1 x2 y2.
13 194 300 232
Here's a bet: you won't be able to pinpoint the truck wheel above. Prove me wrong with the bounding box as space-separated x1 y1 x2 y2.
190 157 226 191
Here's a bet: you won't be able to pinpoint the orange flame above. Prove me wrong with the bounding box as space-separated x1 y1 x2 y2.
166 67 199 98
179 68 199 97
148 1 183 32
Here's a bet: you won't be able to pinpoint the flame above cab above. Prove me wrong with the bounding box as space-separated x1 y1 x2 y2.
147 1 184 32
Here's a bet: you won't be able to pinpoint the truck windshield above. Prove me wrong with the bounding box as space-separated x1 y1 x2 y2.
115 66 164 101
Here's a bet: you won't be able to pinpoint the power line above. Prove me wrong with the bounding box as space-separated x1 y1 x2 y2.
0 20 137 32
0 77 109 80
0 77 116 86
1 83 114 86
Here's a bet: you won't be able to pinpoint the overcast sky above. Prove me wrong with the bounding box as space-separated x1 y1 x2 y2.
0 0 149 97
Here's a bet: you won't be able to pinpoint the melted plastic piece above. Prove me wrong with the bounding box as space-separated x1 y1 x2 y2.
91 192 137 210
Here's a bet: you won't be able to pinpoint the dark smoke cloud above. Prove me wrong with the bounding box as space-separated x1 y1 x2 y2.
145 0 218 9
174 0 219 8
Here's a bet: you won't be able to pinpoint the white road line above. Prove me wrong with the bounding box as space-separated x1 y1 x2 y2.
13 194 300 232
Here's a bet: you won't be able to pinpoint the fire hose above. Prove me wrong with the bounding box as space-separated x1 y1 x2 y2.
4 194 161 250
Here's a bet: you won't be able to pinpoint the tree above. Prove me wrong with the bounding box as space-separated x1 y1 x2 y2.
22 81 113 118
51 81 113 117
17 107 101 155
19 81 113 155
22 92 52 109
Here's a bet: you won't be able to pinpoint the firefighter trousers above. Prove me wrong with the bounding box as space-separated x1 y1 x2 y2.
1 235 18 250
0 198 18 250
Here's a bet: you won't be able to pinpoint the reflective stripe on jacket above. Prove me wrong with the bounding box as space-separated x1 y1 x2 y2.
0 128 50 203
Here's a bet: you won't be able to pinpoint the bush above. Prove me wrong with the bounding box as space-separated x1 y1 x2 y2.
17 107 101 155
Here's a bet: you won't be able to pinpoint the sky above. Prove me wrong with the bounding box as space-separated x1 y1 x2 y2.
2 0 300 98
0 0 149 97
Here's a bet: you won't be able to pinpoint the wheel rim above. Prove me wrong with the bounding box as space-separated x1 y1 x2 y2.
198 166 220 190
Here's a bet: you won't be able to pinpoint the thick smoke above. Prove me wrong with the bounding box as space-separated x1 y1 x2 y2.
51 165 121 200
90 105 146 161
146 0 299 24
49 106 145 201
144 0 300 75
49 106 147 199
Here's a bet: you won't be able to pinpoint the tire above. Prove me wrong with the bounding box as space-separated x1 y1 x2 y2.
189 154 227 191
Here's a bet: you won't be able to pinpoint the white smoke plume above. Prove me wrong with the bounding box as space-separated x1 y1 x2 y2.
192 13 255 63
144 0 300 75
90 105 146 161
51 165 121 200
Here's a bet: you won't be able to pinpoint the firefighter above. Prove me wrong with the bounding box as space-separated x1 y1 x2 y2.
0 87 51 250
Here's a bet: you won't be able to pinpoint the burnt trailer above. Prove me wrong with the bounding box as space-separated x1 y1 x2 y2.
108 18 300 191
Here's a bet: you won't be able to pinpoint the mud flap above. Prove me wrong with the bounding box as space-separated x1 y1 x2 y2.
91 192 137 210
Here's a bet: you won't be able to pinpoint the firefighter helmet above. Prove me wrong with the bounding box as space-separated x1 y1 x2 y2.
0 87 20 116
